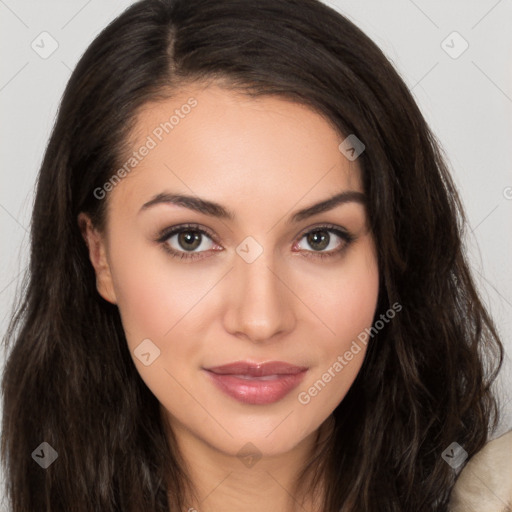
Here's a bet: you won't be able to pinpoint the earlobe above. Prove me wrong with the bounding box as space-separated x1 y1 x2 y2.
77 212 117 304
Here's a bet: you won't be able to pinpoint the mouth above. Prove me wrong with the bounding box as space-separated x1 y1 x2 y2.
203 361 308 405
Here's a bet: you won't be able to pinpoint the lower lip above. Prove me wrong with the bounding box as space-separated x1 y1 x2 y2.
204 370 307 405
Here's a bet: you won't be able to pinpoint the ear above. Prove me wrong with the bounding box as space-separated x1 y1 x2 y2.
77 212 117 304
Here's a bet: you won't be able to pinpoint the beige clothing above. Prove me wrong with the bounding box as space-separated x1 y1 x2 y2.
449 430 512 511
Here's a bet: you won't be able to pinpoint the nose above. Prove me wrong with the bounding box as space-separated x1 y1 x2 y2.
222 249 296 344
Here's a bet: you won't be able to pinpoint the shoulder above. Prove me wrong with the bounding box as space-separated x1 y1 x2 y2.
448 429 512 512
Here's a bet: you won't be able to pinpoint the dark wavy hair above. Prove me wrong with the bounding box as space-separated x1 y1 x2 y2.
1 0 505 510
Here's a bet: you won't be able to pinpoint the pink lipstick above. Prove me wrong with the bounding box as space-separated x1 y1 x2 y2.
203 361 308 405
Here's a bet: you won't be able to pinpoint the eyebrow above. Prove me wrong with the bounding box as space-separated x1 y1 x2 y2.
139 190 365 223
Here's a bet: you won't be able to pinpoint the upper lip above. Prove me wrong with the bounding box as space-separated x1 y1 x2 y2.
205 361 308 377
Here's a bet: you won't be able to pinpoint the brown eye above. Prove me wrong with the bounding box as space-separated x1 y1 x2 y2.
176 231 203 251
156 224 219 261
294 225 355 259
305 230 331 251
165 229 215 254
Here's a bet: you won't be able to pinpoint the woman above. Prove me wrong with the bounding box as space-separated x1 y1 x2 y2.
1 0 507 510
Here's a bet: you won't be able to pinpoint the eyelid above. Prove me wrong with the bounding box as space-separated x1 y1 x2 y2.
155 223 219 244
295 222 351 239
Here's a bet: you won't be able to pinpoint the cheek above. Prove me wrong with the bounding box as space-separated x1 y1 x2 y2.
291 252 378 436
110 258 172 344
107 226 212 344
106 236 213 400
333 255 379 341
295 237 379 400
301 238 379 349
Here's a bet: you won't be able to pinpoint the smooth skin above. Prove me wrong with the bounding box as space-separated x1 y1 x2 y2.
79 83 379 512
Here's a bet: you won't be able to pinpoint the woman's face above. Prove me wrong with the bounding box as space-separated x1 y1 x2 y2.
83 84 379 459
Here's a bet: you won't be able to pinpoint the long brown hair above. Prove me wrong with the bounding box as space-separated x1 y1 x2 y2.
1 0 504 510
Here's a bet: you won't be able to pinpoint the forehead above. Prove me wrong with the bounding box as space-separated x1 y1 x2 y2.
108 84 363 217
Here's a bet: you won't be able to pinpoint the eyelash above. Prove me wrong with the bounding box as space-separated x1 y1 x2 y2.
155 223 355 262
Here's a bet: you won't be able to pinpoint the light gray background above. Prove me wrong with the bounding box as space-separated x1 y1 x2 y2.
1 0 511 503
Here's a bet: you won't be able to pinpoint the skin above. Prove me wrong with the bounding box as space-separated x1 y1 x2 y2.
79 83 379 512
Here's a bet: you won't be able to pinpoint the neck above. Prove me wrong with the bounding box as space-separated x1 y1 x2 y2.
165 416 334 512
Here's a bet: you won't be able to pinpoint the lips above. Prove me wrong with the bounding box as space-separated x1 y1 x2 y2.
206 361 308 377
203 361 308 405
